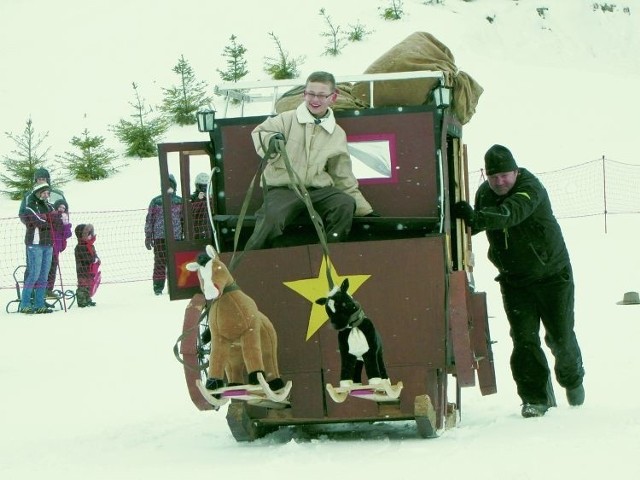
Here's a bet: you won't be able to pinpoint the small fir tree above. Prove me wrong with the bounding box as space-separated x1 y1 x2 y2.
346 20 374 42
111 82 168 158
160 55 212 126
380 0 405 20
58 128 120 181
0 118 55 200
319 8 347 56
263 32 305 80
217 35 249 82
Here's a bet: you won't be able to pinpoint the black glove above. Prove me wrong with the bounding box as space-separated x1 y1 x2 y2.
267 133 285 156
452 201 475 223
145 237 153 250
364 211 381 217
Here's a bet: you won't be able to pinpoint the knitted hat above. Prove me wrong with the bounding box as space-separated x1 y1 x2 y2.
32 183 51 196
484 144 518 176
195 172 209 186
75 223 94 238
33 167 50 183
75 224 86 238
53 199 68 211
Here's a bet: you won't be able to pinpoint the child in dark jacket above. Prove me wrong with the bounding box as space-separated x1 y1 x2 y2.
74 223 101 307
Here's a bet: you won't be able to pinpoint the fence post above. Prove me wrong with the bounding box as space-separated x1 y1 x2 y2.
602 155 608 234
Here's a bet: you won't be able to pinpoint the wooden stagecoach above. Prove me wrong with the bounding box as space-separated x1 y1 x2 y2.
161 72 496 441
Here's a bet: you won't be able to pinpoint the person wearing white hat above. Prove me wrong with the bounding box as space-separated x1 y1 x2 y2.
19 183 62 314
189 172 212 240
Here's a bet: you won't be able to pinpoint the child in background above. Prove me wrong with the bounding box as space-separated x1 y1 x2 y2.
47 199 72 297
74 223 101 307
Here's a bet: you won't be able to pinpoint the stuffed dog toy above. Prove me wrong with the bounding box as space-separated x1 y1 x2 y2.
316 278 388 386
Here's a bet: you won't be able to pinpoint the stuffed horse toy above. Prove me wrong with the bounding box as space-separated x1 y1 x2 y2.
316 278 388 387
186 245 285 393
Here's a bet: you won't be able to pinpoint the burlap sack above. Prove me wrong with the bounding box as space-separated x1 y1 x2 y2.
351 31 483 124
351 32 456 106
452 71 484 125
275 83 367 113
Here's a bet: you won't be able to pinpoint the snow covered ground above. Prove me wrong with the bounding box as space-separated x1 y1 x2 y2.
1 1 640 478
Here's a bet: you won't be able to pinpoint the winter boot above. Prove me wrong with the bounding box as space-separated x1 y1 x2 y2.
521 403 550 418
566 384 585 406
76 287 91 307
153 280 165 295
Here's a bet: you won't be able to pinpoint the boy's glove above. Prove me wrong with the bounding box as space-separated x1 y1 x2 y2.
267 133 285 157
452 201 475 224
145 237 153 250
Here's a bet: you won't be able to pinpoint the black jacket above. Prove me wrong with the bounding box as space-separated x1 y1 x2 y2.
22 194 59 247
472 168 570 286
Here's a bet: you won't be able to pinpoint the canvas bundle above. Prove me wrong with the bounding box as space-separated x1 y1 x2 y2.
350 31 483 125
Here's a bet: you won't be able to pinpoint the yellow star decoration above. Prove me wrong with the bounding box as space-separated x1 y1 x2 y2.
283 256 370 341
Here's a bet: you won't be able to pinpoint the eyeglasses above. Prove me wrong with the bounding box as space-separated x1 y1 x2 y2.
304 91 335 101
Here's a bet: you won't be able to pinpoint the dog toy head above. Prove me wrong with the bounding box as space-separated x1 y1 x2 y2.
185 244 234 301
315 279 362 331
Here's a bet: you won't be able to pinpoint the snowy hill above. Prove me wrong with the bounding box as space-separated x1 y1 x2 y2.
1 1 640 479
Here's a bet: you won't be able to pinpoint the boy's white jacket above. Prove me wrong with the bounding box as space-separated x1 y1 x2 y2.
251 103 373 216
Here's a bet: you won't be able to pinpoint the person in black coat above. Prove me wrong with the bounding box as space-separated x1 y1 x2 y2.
18 167 69 299
19 183 60 314
453 144 585 418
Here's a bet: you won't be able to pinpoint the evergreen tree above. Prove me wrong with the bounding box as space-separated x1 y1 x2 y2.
58 128 121 181
0 118 55 200
263 32 305 80
111 82 168 158
217 35 249 82
160 55 212 126
319 8 347 56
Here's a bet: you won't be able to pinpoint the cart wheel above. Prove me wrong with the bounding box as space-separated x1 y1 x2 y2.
179 294 214 410
414 394 439 439
226 402 278 442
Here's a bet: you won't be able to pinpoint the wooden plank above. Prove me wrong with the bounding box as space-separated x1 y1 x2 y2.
469 292 497 395
448 271 476 387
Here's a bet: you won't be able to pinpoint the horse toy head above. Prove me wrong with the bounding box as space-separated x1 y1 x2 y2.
315 278 364 331
185 244 235 301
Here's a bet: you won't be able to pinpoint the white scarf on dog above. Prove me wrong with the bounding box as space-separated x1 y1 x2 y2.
348 327 369 359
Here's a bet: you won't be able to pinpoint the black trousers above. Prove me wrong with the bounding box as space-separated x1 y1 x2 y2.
500 265 584 405
244 186 356 251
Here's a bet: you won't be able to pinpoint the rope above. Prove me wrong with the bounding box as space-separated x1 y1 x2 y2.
229 132 335 288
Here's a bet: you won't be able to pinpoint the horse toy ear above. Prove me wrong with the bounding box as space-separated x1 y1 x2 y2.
316 297 327 306
205 244 218 260
340 278 350 293
186 261 200 272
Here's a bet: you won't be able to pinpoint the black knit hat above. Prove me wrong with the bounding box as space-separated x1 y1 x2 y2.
75 224 86 238
33 167 51 183
53 199 68 211
484 144 518 176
